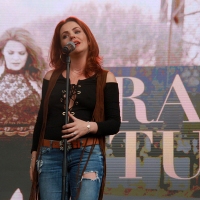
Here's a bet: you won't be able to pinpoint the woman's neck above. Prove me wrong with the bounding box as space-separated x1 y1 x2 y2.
5 68 25 75
70 54 87 74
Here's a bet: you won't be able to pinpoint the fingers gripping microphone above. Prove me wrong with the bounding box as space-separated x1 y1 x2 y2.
62 41 76 55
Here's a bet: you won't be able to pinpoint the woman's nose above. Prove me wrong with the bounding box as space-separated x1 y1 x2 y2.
13 53 20 60
70 35 75 40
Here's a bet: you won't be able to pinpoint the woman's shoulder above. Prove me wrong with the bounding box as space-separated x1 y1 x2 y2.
44 69 54 80
106 71 117 83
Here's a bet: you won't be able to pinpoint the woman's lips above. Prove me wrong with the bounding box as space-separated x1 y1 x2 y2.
74 41 80 46
12 63 20 66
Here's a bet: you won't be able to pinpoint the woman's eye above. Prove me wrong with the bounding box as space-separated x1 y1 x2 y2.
62 35 68 39
8 51 14 55
19 52 26 55
75 30 80 34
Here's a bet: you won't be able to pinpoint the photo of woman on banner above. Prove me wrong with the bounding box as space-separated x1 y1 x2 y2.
0 27 46 200
29 16 121 200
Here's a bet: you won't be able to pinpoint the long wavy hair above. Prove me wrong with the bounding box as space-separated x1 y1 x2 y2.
49 16 103 77
0 27 46 82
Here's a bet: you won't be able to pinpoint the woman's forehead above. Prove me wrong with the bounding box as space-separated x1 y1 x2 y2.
4 40 26 51
60 21 81 32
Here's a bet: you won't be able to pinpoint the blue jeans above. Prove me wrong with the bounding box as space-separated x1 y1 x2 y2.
37 144 104 200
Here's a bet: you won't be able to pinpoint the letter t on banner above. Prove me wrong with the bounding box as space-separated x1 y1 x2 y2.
112 131 153 179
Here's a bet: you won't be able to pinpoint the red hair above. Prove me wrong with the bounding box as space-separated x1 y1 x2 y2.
49 16 102 77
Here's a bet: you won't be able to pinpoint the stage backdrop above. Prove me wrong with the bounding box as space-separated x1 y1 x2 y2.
0 0 199 199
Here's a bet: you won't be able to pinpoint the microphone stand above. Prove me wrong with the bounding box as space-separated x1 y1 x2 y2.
62 54 70 200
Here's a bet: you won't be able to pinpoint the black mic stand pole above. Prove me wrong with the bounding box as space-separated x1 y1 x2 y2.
62 54 70 200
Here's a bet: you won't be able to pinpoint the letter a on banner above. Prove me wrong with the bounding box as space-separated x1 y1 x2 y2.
156 75 200 122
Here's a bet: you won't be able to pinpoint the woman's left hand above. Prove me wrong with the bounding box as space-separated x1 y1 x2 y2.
62 112 96 143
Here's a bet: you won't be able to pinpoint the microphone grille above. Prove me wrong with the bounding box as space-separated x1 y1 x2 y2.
63 41 75 54
67 41 76 51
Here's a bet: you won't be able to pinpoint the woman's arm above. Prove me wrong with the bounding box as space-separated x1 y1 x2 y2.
30 72 52 152
95 80 121 136
30 70 54 181
93 71 120 136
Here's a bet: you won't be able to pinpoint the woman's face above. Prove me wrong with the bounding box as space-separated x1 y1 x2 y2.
2 40 28 71
60 21 89 55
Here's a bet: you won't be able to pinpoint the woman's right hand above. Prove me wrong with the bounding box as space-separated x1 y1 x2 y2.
29 151 37 181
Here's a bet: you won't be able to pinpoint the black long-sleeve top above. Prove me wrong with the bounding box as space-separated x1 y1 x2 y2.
31 73 120 152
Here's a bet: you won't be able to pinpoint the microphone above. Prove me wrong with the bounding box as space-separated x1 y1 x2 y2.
62 41 76 54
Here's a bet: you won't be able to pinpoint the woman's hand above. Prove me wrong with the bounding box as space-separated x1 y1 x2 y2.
29 151 37 181
62 112 97 143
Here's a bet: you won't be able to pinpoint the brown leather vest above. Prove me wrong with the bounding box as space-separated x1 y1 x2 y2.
29 69 108 200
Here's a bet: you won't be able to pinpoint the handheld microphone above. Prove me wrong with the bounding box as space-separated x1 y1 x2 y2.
62 41 75 54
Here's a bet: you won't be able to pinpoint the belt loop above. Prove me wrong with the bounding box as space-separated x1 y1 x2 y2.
80 139 83 148
50 140 53 148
